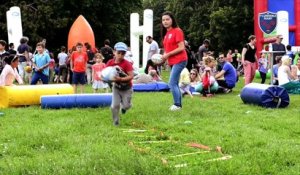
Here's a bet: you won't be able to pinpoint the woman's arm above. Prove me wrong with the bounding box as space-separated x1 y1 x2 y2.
15 68 23 84
241 47 247 65
162 41 185 61
286 66 295 80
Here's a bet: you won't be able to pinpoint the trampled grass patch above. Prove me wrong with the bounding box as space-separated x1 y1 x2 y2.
0 71 300 174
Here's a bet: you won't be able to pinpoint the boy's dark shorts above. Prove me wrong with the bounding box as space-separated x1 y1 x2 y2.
73 71 86 85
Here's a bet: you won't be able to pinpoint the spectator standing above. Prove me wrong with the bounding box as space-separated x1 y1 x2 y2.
198 39 210 62
31 42 50 85
101 39 114 64
17 36 30 81
160 11 188 111
70 42 88 93
57 46 68 83
272 35 286 64
0 40 10 74
85 42 95 85
241 35 257 85
8 43 17 55
146 36 159 60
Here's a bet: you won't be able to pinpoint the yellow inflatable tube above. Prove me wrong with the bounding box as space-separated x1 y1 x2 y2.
0 84 74 108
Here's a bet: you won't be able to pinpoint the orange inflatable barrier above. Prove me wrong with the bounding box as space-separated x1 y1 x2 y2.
68 15 95 51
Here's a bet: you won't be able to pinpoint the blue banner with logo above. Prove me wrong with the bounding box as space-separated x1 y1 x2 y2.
259 11 277 34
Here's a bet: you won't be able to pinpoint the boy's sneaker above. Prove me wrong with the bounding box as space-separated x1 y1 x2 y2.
224 89 232 94
169 105 181 111
113 121 119 126
121 108 126 114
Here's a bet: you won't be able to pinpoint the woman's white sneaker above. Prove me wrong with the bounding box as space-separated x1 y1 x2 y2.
169 105 181 111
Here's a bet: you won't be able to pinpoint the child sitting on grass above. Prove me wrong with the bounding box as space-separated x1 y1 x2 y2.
195 56 219 97
0 55 23 86
179 68 193 98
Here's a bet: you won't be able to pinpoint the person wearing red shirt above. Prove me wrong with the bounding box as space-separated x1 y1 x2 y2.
160 11 188 111
106 42 134 126
92 53 108 93
70 42 88 93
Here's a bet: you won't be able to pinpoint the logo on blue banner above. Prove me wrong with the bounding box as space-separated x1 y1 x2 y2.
259 11 277 34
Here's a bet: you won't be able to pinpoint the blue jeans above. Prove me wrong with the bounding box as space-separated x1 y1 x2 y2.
169 60 187 107
31 72 49 85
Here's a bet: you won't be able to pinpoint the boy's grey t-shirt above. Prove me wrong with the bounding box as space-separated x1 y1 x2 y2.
58 52 68 66
198 45 208 61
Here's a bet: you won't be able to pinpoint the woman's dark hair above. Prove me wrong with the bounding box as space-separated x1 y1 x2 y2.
61 46 66 52
104 39 110 45
160 11 178 42
144 59 158 75
84 42 91 50
20 37 29 44
248 35 256 41
4 55 18 65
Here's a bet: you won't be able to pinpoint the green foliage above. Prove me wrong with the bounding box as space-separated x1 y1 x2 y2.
1 0 253 53
0 0 142 50
143 0 253 53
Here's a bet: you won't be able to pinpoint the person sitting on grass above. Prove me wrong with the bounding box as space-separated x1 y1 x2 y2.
195 56 219 97
179 67 193 98
0 55 23 86
133 70 161 84
296 59 300 79
189 68 201 92
215 53 237 93
278 56 300 94
145 59 159 75
278 56 297 85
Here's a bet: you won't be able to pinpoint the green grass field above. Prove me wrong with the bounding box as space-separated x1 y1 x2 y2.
0 71 300 175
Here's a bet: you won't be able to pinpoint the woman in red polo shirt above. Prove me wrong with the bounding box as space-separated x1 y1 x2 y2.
160 11 188 111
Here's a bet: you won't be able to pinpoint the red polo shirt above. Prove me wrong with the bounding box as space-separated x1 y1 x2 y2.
163 27 187 65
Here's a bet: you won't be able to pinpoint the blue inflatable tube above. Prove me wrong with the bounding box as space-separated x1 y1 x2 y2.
133 82 170 92
240 83 289 108
41 93 112 109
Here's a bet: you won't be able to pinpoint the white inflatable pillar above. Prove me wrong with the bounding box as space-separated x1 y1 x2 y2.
6 6 23 49
130 9 153 69
277 11 289 46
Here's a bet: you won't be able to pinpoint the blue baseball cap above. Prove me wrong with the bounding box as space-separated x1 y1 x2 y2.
114 42 128 52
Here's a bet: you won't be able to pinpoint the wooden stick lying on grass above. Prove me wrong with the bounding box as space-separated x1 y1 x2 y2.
122 129 147 133
137 140 172 144
174 155 232 168
187 142 223 154
169 151 210 158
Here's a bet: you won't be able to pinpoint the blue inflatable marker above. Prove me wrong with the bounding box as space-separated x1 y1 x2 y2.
41 94 112 109
240 83 289 108
133 82 170 92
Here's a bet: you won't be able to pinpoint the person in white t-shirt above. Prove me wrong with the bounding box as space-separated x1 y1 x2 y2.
57 46 68 83
146 36 159 60
278 56 297 85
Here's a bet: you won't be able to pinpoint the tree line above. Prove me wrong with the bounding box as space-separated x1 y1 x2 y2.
0 0 253 53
